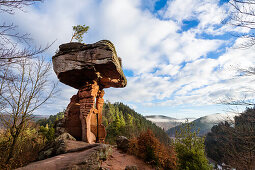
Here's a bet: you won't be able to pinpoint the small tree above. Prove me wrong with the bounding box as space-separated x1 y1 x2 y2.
175 121 212 170
0 0 51 112
70 24 89 43
0 1 55 167
0 57 57 164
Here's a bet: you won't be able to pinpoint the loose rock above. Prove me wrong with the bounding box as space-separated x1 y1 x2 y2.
116 136 130 152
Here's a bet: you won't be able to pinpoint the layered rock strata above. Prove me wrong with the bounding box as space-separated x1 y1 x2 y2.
52 40 126 143
52 40 127 89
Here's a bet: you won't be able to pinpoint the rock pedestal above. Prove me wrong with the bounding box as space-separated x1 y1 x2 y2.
53 40 126 143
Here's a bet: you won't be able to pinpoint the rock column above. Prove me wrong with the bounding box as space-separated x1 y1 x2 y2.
78 81 99 143
96 89 106 142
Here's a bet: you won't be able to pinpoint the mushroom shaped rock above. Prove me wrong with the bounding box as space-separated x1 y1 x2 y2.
52 40 127 144
52 40 127 89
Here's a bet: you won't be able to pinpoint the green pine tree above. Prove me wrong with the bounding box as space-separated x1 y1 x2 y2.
175 121 212 170
70 24 89 43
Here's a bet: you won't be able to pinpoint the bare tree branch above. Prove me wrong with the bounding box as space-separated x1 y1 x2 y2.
0 57 58 163
227 0 255 48
0 0 42 14
0 1 58 165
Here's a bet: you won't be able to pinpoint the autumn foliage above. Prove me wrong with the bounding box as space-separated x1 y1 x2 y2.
0 125 46 169
128 129 177 170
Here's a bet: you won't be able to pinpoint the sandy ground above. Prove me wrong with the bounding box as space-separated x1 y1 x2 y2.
101 147 155 170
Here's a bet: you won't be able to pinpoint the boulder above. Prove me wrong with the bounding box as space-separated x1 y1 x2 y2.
38 133 79 160
56 132 76 141
116 136 130 152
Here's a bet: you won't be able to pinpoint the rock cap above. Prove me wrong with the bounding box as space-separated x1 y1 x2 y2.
52 40 127 89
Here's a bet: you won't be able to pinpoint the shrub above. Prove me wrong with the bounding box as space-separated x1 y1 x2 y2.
128 130 177 170
0 127 45 169
39 125 55 143
175 122 212 170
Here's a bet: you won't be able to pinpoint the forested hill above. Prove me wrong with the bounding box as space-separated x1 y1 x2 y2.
102 102 170 144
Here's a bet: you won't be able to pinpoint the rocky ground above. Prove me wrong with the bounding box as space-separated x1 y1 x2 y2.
17 134 155 170
101 147 155 170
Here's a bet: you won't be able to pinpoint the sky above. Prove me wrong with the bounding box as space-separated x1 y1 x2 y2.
3 0 255 118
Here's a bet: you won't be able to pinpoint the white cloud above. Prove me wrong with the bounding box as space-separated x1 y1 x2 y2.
4 0 255 117
163 0 200 21
161 0 239 35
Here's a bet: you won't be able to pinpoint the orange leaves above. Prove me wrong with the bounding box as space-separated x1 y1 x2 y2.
128 129 177 169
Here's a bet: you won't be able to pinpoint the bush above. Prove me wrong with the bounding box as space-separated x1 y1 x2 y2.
128 130 177 170
39 125 55 143
0 127 45 169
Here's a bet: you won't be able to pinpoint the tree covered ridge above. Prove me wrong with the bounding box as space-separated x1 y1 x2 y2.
102 102 171 145
205 108 255 169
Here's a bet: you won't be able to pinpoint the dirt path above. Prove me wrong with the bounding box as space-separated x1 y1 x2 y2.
102 147 155 170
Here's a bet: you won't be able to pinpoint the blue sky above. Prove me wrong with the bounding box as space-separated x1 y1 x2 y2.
4 0 255 118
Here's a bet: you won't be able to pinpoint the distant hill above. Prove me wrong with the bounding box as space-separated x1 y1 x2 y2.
166 113 238 137
32 115 50 121
145 115 195 131
145 115 177 121
0 114 50 130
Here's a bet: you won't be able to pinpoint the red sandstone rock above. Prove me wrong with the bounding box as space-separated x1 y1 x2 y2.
52 40 127 89
52 40 126 144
